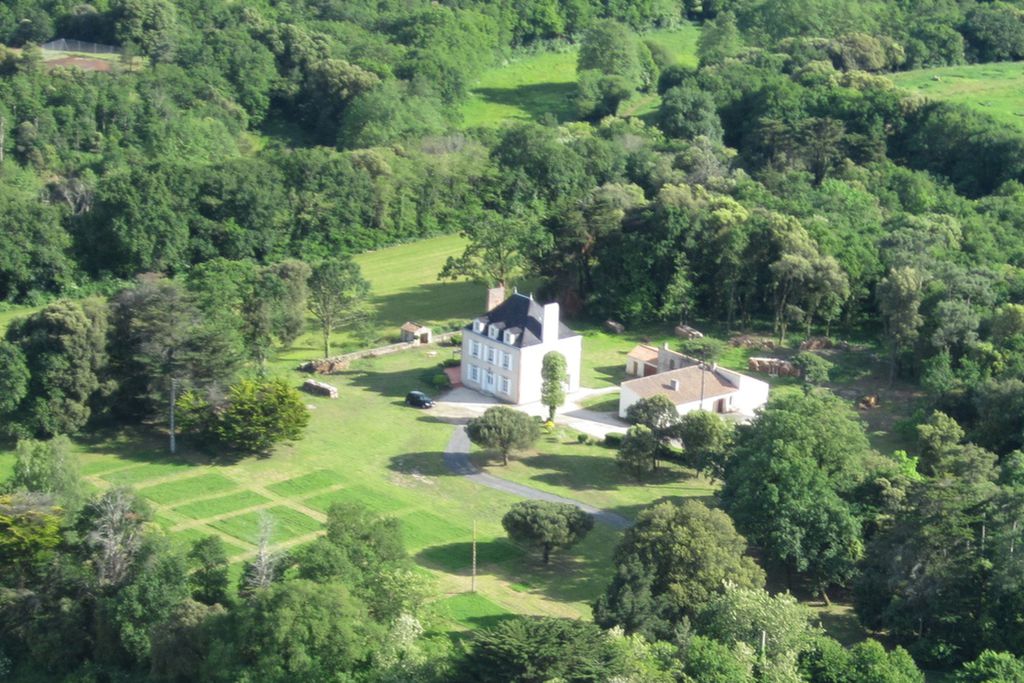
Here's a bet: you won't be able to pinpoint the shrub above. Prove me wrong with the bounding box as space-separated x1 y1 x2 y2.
604 432 625 447
448 333 462 347
176 379 310 454
441 357 460 368
577 433 589 444
432 373 450 389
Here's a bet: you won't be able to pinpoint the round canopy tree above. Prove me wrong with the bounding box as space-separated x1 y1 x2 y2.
467 406 540 466
501 500 594 564
594 499 765 640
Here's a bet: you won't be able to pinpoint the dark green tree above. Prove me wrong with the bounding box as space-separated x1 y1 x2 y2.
188 535 230 606
617 425 659 479
594 500 765 640
501 500 594 564
467 407 540 466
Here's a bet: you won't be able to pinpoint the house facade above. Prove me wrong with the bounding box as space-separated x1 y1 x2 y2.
461 288 582 405
619 354 769 419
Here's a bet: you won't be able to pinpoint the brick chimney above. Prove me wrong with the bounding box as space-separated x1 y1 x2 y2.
542 302 560 344
486 286 506 312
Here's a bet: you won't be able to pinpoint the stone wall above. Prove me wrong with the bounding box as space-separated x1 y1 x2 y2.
297 331 460 374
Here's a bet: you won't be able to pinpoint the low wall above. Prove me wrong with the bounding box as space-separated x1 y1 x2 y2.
298 331 460 374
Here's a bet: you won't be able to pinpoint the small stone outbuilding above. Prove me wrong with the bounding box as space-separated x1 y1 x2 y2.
400 322 432 344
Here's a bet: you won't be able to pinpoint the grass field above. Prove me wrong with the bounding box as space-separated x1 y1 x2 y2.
891 62 1024 132
461 25 701 127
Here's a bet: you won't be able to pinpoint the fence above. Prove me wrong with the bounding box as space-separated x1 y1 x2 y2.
40 39 123 55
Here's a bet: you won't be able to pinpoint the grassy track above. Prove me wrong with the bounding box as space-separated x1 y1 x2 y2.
461 25 701 128
891 62 1024 132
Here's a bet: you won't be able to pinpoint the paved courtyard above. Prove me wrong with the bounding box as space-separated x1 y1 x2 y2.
435 385 630 439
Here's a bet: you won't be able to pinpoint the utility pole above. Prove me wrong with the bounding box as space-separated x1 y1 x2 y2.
471 519 477 593
169 378 177 454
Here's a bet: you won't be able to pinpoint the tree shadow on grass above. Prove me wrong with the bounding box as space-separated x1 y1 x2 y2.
345 364 441 399
590 364 626 386
418 533 615 605
389 451 457 478
519 453 704 493
370 281 479 332
473 82 576 122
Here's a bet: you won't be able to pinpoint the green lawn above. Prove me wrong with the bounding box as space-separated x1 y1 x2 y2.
471 429 717 517
891 62 1024 132
461 25 701 128
280 234 478 361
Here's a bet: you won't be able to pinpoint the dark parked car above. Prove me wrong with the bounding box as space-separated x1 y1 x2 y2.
405 390 434 408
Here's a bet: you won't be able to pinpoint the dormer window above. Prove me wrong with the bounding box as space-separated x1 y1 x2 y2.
488 326 500 340
473 320 485 334
503 331 517 345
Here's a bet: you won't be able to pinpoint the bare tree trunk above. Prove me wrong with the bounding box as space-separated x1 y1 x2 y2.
0 115 5 165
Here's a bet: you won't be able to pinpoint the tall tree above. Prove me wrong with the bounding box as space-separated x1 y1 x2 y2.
540 351 567 421
877 266 925 385
4 300 108 437
307 256 372 358
594 500 765 640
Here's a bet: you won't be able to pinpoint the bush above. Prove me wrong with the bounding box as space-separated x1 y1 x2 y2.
448 333 462 347
604 432 625 447
432 373 450 389
176 379 310 454
577 433 589 444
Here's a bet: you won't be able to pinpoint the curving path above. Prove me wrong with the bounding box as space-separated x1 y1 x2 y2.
443 425 631 530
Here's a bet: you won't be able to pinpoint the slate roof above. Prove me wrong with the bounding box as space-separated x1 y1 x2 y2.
622 364 738 405
466 293 578 348
401 321 428 333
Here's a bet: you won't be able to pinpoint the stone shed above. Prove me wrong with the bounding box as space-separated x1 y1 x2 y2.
400 322 432 344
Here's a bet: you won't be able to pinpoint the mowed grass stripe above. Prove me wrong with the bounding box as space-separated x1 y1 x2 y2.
210 506 322 545
432 592 513 631
266 469 345 497
138 473 236 505
398 510 472 551
80 459 137 476
101 461 192 485
303 484 417 515
173 490 271 519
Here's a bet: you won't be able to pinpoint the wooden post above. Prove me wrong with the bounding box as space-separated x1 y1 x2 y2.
471 520 477 593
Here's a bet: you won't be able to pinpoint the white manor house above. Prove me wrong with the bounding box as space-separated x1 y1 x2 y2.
460 288 582 405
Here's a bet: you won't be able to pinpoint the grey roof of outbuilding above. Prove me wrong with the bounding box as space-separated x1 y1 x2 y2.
465 293 578 348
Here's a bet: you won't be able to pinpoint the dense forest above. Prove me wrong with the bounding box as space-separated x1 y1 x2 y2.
5 0 1024 681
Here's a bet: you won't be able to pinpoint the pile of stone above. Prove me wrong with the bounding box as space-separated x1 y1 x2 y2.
674 324 704 339
731 335 776 350
605 320 625 334
301 379 338 398
297 358 350 374
747 357 800 377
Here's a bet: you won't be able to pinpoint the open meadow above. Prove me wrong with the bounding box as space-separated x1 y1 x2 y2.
890 61 1024 132
461 24 701 127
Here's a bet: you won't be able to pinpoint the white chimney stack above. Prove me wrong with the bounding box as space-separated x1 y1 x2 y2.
670 379 680 391
541 302 559 344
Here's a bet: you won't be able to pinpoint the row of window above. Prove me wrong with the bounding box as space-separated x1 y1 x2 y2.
472 320 518 346
466 364 512 395
468 339 514 370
